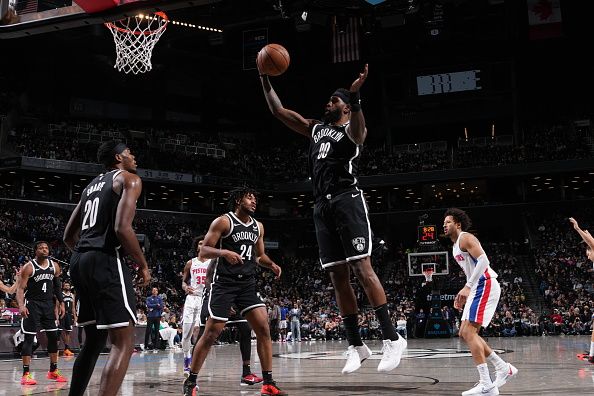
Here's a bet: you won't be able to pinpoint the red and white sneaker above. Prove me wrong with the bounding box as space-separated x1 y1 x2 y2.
47 369 68 382
21 372 37 385
241 373 264 386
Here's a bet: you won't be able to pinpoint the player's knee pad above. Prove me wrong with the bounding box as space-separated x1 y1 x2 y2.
46 331 58 353
22 334 35 356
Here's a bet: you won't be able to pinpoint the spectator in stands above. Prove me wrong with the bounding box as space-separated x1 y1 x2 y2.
145 287 163 350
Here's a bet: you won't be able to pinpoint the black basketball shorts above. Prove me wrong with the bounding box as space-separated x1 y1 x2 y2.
313 189 372 269
201 276 265 323
70 248 137 329
21 300 58 334
60 313 73 332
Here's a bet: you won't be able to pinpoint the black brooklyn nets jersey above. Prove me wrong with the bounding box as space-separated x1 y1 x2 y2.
216 212 260 277
63 292 74 313
76 169 124 251
308 122 361 199
25 259 55 301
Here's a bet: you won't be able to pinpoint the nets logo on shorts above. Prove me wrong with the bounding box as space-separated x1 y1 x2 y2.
352 237 366 252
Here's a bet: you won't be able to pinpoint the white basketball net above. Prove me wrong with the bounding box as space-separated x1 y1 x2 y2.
105 12 169 75
423 269 434 282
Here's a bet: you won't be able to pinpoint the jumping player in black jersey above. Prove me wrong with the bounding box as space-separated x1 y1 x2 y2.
16 241 68 385
183 187 286 396
259 64 407 374
64 140 150 396
59 280 76 357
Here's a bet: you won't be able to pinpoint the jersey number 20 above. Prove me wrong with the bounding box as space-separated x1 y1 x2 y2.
82 197 100 230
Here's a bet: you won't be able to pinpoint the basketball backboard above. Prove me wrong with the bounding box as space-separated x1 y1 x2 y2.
0 0 218 38
408 251 449 277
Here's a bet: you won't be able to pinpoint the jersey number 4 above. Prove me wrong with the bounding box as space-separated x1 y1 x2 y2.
82 197 100 230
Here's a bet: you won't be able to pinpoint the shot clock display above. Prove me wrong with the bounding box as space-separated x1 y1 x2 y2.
418 225 437 245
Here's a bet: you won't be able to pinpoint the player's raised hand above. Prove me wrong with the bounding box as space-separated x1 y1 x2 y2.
349 63 368 92
569 217 580 230
222 250 243 265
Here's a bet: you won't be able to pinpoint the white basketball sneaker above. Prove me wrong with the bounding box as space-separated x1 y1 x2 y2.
462 382 499 396
377 337 408 372
341 344 372 374
494 363 518 388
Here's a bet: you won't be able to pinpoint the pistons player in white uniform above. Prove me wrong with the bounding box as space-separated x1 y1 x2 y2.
444 208 517 396
569 217 594 363
181 236 210 373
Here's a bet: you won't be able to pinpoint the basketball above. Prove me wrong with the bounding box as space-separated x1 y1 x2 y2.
257 44 290 76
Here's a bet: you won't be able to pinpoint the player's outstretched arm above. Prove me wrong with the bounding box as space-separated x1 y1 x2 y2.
199 216 243 264
254 221 282 280
347 63 368 145
258 74 315 137
63 201 82 251
569 217 594 250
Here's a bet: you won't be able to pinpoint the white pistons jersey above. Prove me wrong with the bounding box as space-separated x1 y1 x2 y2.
189 257 210 296
452 232 498 281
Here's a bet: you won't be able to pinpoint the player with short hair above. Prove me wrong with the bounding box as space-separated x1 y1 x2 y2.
64 140 150 396
183 187 286 396
181 235 210 374
569 217 594 363
259 64 406 374
16 241 68 385
59 280 76 357
444 208 517 396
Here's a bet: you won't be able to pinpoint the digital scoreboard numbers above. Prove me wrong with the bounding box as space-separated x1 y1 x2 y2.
416 70 481 96
418 225 437 244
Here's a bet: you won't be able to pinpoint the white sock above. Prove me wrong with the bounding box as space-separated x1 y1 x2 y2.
589 342 594 357
477 363 492 385
487 351 507 372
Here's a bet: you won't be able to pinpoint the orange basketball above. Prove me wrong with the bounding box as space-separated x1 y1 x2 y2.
257 44 290 76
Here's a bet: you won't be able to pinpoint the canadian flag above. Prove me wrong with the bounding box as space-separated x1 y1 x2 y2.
527 0 562 40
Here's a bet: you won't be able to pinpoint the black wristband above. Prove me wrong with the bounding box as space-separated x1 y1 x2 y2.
349 91 361 112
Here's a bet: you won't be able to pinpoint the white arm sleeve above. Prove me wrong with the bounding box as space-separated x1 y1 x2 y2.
466 254 490 288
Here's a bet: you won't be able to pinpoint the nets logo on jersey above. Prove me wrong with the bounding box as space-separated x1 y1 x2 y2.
352 237 366 252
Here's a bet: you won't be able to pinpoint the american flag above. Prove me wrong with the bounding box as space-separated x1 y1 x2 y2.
332 16 360 63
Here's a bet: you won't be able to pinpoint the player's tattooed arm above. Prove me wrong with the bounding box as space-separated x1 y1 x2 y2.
254 221 282 280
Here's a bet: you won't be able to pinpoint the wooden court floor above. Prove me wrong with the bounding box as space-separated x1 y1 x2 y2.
1 336 594 395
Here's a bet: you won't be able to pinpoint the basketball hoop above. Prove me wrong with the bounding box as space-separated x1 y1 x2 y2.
105 11 169 74
423 268 434 283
